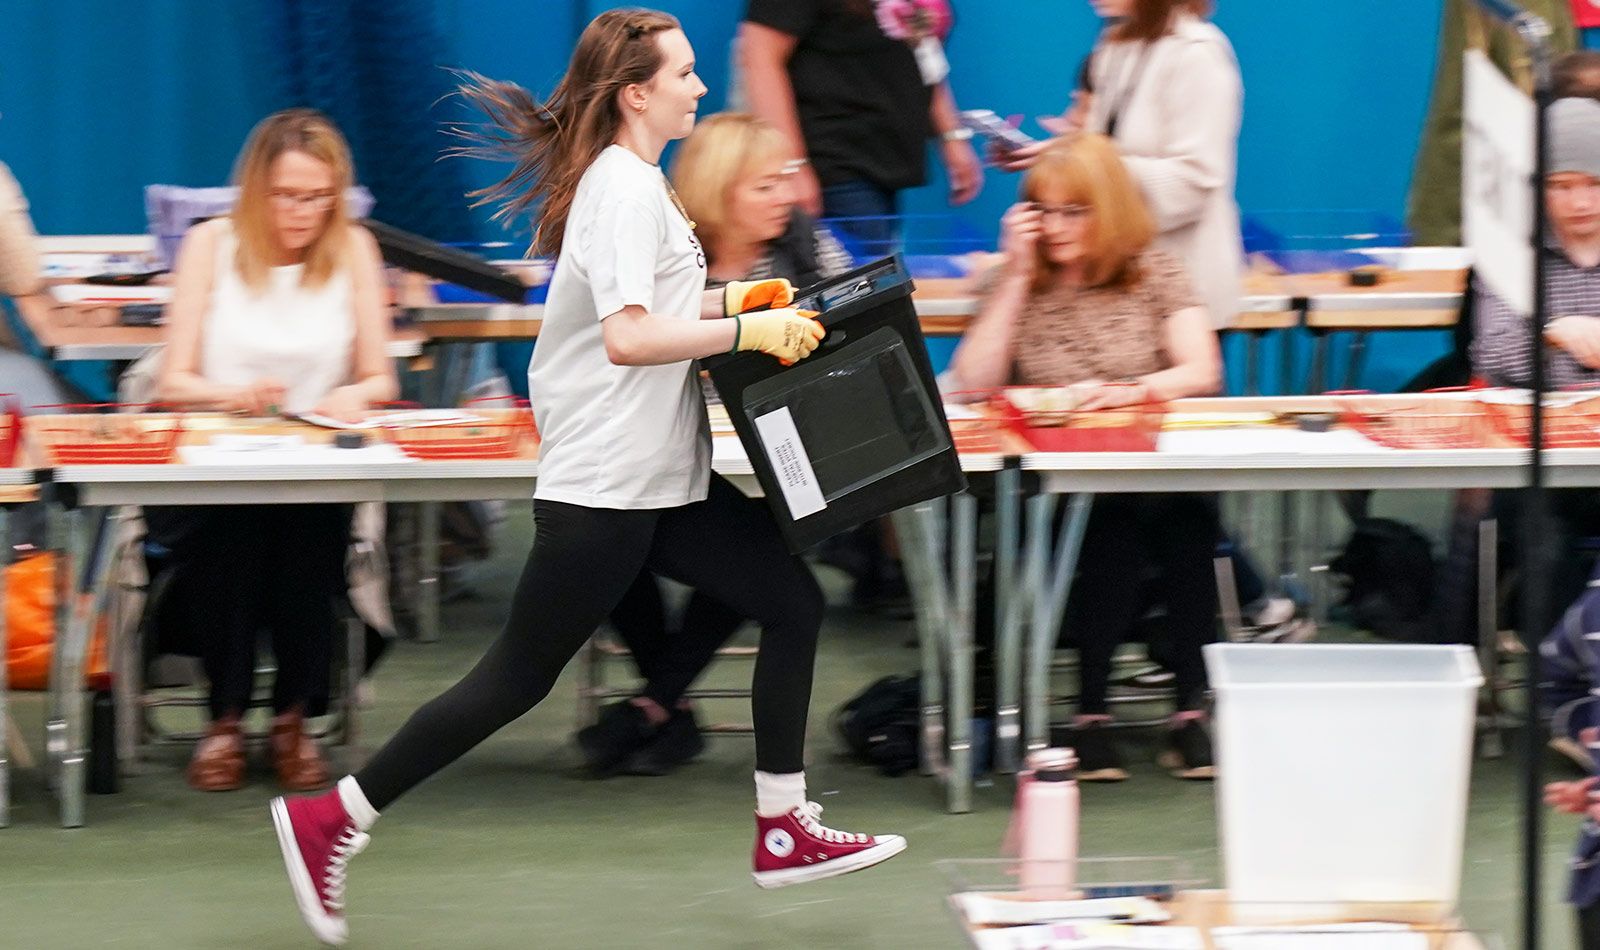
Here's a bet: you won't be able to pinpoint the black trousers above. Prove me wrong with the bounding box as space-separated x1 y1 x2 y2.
143 504 352 721
356 475 823 811
1581 899 1600 950
608 572 746 710
1065 493 1220 715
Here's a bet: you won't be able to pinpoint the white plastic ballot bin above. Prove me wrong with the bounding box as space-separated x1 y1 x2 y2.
1204 643 1484 905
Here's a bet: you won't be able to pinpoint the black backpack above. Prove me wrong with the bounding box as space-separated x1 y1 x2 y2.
833 674 921 777
1329 517 1440 642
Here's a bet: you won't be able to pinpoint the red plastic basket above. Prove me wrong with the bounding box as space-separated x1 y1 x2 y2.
1484 395 1600 448
994 386 1164 452
1341 399 1495 450
0 396 19 468
30 404 184 464
383 397 536 460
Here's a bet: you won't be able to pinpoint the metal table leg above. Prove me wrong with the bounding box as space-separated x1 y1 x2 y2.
417 501 440 643
412 341 471 645
1024 493 1092 755
893 500 948 787
1308 330 1329 396
895 494 979 813
993 466 1023 773
1343 330 1371 392
947 493 977 812
1244 330 1262 397
48 506 113 828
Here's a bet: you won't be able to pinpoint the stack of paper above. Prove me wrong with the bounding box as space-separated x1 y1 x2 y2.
970 922 1203 950
1210 923 1426 950
955 893 1171 926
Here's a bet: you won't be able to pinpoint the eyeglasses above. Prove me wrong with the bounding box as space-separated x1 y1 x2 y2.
1034 202 1091 221
267 190 339 211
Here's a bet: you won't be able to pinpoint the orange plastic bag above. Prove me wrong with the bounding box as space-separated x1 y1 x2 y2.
4 551 108 691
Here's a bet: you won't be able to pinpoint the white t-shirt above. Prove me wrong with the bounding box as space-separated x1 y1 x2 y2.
529 145 711 509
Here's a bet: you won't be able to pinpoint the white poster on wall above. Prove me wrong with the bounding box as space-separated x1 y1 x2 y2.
1462 49 1535 316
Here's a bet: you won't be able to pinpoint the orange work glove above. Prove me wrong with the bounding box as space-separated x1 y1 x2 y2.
723 278 795 316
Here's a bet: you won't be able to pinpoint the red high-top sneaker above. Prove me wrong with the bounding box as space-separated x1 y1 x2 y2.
752 802 906 888
271 790 370 946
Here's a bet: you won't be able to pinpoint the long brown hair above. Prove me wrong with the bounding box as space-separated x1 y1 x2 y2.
1113 0 1212 42
451 8 680 257
230 108 354 293
1020 133 1154 292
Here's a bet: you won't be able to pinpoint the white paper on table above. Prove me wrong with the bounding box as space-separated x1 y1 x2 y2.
1210 923 1425 950
179 441 411 466
50 284 172 305
955 893 1171 926
1155 427 1391 456
206 434 307 452
752 406 826 519
290 409 491 430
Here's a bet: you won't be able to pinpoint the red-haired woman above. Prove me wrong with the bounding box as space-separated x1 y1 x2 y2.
954 133 1222 784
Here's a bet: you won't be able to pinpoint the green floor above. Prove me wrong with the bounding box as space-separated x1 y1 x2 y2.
0 504 1580 949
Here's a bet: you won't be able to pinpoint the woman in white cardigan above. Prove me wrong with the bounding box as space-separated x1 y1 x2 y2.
1002 0 1242 329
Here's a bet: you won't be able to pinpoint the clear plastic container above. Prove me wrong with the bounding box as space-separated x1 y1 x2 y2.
1203 644 1483 906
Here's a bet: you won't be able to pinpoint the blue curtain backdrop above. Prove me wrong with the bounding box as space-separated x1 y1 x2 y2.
2 0 1449 240
1 0 1470 389
264 0 479 241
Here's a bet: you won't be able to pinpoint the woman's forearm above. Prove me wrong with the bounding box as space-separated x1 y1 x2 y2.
339 372 400 406
1138 362 1221 402
158 371 247 411
604 307 740 366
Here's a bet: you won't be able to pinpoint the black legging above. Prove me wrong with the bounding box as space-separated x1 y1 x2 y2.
356 474 822 810
608 573 746 710
1065 493 1220 715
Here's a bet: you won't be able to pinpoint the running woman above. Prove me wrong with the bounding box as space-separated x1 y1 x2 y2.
269 9 905 945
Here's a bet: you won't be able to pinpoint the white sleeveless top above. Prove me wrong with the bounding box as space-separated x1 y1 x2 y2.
199 220 355 413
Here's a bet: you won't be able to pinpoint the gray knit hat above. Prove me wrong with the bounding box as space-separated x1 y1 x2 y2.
1549 97 1600 180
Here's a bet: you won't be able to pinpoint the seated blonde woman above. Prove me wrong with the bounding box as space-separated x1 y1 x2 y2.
951 133 1222 782
150 109 396 792
675 111 853 289
576 112 853 777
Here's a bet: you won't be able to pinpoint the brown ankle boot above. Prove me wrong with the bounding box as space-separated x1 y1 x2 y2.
270 710 330 792
187 717 245 791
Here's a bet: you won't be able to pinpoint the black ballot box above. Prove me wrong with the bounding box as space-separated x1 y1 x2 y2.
703 256 966 553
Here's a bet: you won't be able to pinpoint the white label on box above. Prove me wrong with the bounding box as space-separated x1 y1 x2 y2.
753 407 826 519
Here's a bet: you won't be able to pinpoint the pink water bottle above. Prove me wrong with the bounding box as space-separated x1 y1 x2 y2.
1018 748 1080 900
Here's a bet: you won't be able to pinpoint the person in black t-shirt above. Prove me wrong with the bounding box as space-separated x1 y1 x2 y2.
738 0 981 249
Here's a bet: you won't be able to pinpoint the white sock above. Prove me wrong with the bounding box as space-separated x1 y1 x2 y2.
754 770 807 818
337 776 380 832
